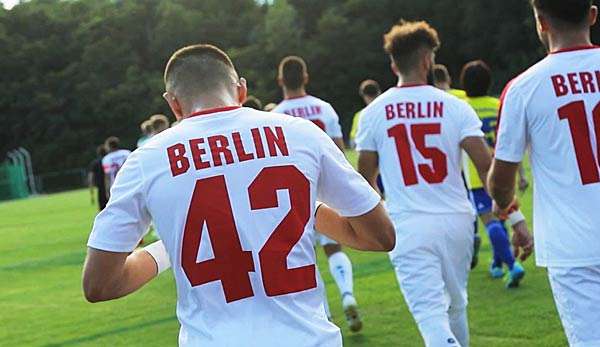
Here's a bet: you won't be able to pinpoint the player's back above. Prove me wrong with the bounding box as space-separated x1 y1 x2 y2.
357 84 483 216
272 95 342 139
496 46 600 267
133 106 364 346
102 149 130 184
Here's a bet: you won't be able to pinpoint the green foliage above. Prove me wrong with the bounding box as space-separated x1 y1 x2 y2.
1 0 598 176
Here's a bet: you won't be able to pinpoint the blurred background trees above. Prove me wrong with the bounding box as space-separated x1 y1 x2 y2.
1 0 598 174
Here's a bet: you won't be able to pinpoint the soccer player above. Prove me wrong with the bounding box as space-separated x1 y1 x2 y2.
356 20 494 347
432 64 467 99
101 136 131 197
87 145 108 211
489 1 599 345
272 56 363 332
136 120 153 148
460 60 528 287
350 79 382 148
82 44 395 346
150 114 170 135
243 95 263 110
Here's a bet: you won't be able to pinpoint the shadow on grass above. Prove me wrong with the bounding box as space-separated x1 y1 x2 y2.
43 316 176 346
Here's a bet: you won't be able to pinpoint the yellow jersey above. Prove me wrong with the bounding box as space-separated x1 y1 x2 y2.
462 95 500 189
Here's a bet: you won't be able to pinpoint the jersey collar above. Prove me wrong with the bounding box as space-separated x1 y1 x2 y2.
284 94 308 100
549 45 600 54
395 83 429 88
187 106 241 118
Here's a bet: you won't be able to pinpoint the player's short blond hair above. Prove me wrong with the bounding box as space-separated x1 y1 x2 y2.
384 20 440 73
150 114 169 132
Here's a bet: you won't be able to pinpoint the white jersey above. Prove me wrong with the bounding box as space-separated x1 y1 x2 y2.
356 84 483 216
87 106 380 347
272 95 343 139
495 45 600 267
101 149 131 189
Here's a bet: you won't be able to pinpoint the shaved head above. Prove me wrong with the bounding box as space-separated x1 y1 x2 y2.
164 44 239 109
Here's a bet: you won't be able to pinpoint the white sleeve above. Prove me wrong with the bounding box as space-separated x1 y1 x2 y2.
355 109 377 152
495 85 528 163
325 104 343 139
101 157 110 174
315 130 381 216
87 152 151 252
459 101 484 140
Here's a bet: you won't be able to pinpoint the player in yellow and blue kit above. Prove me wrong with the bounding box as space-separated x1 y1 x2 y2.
460 60 529 287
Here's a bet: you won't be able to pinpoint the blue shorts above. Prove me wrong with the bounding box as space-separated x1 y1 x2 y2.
470 188 492 215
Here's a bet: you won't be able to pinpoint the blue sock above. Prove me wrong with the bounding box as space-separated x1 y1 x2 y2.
485 220 515 270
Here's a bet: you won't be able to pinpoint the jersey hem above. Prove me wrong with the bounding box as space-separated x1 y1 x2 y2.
87 239 137 253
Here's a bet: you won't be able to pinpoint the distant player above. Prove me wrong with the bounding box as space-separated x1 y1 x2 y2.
101 136 131 197
82 44 394 346
489 1 599 345
356 20 494 347
432 64 467 99
350 79 382 148
272 56 363 332
263 102 278 112
460 60 529 287
136 120 153 148
243 95 263 110
87 145 108 211
150 114 170 135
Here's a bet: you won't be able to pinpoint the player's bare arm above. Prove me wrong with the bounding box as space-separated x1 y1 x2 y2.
315 202 395 252
461 136 492 192
357 150 382 196
488 159 533 261
83 242 167 302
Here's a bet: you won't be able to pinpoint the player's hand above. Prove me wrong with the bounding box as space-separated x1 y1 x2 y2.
511 220 533 262
518 177 529 193
492 197 519 220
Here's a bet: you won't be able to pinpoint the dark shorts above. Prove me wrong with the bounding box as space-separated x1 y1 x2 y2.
470 188 492 215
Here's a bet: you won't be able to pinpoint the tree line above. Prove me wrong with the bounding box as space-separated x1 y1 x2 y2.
1 0 598 175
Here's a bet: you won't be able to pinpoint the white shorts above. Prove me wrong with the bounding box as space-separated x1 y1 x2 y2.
389 213 474 323
311 229 338 247
548 266 600 347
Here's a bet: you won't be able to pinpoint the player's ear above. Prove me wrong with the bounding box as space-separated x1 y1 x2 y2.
163 92 184 121
237 78 248 105
536 12 550 33
390 57 399 77
589 5 598 26
303 73 309 86
277 75 283 88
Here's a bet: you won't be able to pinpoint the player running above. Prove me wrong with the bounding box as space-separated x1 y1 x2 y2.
272 56 364 332
460 60 529 287
489 1 599 345
101 136 130 197
356 20 494 347
82 44 395 347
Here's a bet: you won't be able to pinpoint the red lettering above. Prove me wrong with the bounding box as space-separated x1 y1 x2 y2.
189 138 211 170
580 72 596 93
434 102 444 118
596 71 600 93
567 73 582 94
313 106 322 115
385 104 395 120
396 103 405 118
167 143 190 177
264 126 289 157
232 132 254 162
251 128 266 159
551 75 569 97
208 135 234 167
417 102 425 118
406 102 415 118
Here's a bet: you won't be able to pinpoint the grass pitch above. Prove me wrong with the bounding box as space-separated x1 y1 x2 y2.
0 154 566 346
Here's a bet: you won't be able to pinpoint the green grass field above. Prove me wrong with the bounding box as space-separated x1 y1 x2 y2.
0 155 567 346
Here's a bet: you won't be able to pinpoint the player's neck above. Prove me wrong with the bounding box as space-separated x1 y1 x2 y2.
548 31 593 53
283 87 307 100
397 73 427 87
185 96 240 119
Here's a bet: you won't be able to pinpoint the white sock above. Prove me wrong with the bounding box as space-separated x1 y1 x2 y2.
328 251 354 298
449 307 469 347
316 266 331 318
418 315 461 347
